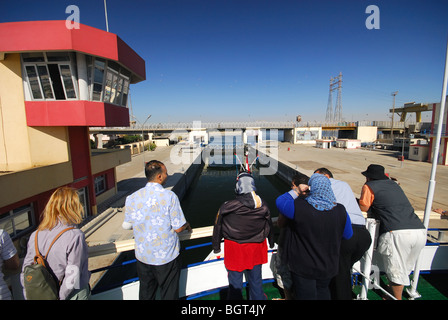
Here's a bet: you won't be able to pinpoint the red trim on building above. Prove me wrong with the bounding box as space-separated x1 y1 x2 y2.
25 100 130 127
68 126 96 212
0 20 144 231
0 20 145 83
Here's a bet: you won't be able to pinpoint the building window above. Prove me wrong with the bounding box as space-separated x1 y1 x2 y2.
25 65 44 99
87 57 106 102
60 65 77 99
23 52 132 107
22 52 78 101
77 187 89 219
94 175 106 195
86 56 131 107
0 204 36 239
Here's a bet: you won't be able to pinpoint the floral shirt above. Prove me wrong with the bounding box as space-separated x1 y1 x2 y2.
124 182 186 265
0 230 17 300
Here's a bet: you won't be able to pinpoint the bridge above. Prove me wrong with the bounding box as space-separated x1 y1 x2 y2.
90 120 411 135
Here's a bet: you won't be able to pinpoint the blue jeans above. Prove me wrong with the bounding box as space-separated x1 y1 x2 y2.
227 264 265 300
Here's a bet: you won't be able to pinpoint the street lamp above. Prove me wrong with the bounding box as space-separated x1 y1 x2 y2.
390 91 398 144
131 114 152 166
141 114 152 144
141 115 152 165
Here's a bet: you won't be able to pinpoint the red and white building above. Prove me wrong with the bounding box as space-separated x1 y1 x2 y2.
0 21 145 242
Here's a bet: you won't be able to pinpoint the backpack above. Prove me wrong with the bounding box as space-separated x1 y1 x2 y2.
23 227 74 300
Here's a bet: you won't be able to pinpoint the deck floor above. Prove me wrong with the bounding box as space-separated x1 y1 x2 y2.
192 273 448 300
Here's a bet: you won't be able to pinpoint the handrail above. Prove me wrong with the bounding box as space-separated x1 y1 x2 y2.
88 225 215 258
87 213 447 298
87 212 444 258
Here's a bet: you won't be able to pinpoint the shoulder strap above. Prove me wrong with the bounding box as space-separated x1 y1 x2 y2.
34 227 75 260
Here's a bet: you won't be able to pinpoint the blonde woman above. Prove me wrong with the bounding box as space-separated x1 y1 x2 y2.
21 187 91 300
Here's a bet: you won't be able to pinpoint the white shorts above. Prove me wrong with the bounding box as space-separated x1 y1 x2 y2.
377 229 426 286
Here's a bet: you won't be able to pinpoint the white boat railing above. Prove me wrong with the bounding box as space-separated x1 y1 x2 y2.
88 225 215 258
88 213 448 300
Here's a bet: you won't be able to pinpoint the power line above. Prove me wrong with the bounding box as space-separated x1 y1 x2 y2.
325 72 343 122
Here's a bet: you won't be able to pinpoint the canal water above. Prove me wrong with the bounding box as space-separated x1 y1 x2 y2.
181 164 289 228
179 152 290 267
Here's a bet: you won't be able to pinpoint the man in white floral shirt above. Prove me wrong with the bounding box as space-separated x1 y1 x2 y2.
123 160 191 300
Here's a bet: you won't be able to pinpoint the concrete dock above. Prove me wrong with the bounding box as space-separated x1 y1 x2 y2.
85 143 448 288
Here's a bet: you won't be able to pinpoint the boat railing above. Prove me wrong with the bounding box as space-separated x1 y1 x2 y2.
87 212 447 258
89 223 282 297
88 224 221 295
87 214 448 299
88 225 215 258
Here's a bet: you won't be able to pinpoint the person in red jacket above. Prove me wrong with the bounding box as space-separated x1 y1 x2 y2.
212 172 274 300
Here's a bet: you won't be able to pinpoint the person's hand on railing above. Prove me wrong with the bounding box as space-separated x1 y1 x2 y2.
434 208 447 217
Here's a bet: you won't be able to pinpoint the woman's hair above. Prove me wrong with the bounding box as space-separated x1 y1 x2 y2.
38 186 84 230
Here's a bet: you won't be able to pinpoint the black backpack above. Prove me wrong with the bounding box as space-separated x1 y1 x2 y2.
23 228 74 300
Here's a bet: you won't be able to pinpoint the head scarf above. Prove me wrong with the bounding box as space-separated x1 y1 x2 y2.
235 172 256 195
305 173 337 211
235 172 262 209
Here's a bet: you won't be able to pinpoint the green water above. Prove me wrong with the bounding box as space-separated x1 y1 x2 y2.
181 165 290 228
179 163 290 267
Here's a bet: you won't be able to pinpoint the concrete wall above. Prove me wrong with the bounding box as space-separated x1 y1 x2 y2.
28 126 70 166
293 127 321 144
91 148 131 175
153 139 170 147
356 126 377 142
254 146 311 186
0 161 73 209
170 151 204 200
0 53 32 171
119 140 149 155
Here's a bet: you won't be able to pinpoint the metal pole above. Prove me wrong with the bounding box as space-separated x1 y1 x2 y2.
407 37 448 299
359 218 378 300
390 91 398 143
104 0 109 32
401 115 406 168
141 115 152 166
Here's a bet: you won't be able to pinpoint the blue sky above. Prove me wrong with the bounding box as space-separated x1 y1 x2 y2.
2 0 448 124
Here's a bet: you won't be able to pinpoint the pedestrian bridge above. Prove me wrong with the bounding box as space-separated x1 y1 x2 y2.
89 120 415 149
90 120 409 135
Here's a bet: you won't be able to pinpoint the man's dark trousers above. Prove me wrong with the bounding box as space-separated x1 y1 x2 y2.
330 225 372 300
136 255 181 300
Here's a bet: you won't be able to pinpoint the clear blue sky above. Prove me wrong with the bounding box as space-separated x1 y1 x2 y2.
2 0 448 124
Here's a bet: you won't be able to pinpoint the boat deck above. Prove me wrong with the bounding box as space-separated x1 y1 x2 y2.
190 273 448 300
